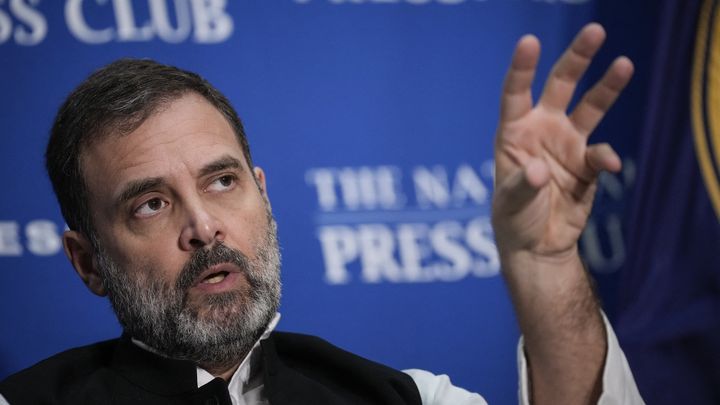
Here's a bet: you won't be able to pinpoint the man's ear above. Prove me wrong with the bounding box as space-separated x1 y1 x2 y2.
63 230 107 297
253 166 271 207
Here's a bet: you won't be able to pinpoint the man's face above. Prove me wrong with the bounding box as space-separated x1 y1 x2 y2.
78 93 280 367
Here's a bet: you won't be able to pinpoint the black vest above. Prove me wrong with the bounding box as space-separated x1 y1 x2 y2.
0 332 422 405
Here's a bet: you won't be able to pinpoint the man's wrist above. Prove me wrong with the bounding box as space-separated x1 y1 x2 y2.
498 247 587 297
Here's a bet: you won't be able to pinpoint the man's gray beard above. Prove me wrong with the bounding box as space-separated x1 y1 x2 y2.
94 217 281 369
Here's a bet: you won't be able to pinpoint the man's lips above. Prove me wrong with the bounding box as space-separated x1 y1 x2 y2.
191 263 243 291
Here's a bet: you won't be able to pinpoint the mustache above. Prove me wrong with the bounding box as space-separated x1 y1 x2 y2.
175 243 250 292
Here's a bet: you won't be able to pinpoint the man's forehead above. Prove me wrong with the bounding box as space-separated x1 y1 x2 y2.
78 94 250 201
81 92 241 155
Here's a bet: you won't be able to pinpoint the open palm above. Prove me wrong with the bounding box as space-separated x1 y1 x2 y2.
492 24 634 258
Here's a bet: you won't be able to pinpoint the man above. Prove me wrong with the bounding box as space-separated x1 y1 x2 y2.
0 23 643 404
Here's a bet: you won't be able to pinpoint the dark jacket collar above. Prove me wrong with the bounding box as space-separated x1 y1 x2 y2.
111 334 214 396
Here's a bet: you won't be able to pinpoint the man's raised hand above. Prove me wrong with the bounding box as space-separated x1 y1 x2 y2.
492 23 633 261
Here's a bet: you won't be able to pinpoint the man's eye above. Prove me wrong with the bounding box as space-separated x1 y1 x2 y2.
207 175 236 192
135 198 168 217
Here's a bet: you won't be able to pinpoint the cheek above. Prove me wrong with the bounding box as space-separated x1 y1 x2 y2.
109 238 187 283
220 206 270 256
106 212 186 263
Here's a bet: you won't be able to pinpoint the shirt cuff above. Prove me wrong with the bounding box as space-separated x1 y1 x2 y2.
517 312 645 405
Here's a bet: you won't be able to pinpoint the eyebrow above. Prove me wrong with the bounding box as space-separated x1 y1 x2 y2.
198 155 244 178
117 177 166 207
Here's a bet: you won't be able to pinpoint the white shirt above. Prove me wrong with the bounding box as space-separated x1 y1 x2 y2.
0 312 644 405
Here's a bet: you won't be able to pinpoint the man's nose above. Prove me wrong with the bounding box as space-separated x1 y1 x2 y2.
178 201 225 251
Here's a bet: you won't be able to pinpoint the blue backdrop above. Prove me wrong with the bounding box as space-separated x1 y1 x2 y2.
4 1 713 404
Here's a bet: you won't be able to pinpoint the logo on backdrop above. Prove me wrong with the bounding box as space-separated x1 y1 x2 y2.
305 162 500 285
0 0 233 46
691 0 720 220
305 159 634 283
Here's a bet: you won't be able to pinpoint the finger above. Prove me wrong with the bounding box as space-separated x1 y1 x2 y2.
494 158 549 215
500 34 540 123
570 56 634 136
538 23 606 111
586 143 622 175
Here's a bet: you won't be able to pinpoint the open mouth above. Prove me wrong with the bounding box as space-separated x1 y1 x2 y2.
191 263 242 293
201 271 229 284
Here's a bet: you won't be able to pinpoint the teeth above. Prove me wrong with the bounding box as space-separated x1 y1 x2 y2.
202 273 226 284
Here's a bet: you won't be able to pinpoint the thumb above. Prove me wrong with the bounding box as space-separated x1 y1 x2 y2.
493 158 549 216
